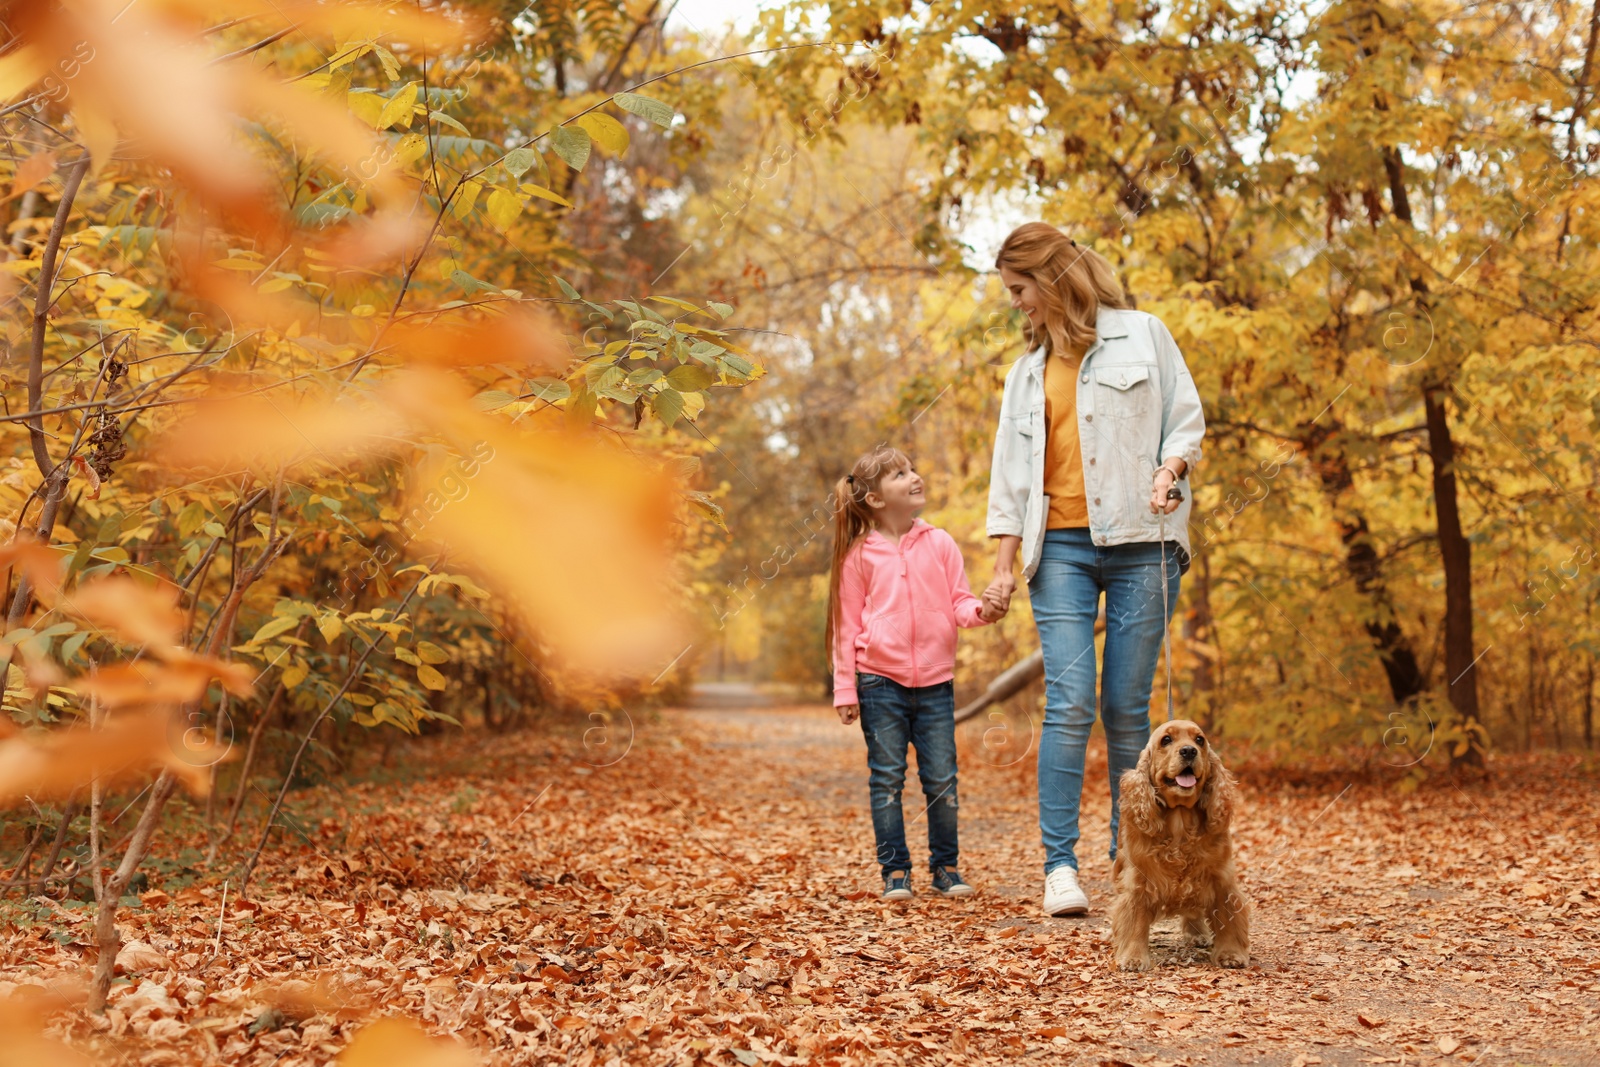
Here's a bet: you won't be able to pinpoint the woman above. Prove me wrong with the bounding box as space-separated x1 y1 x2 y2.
983 222 1205 917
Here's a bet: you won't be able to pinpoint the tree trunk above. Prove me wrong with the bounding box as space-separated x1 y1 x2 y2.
1423 383 1484 767
89 771 178 1012
1302 421 1427 704
1585 654 1595 750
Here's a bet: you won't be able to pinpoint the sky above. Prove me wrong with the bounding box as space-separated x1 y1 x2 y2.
665 0 769 41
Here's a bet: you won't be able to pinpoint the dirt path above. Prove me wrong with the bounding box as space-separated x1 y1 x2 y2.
5 704 1597 1066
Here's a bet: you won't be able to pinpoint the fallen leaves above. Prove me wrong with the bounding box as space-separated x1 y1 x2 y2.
1 709 1595 1066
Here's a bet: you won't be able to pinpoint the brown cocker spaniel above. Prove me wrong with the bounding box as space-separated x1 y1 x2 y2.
1109 719 1250 971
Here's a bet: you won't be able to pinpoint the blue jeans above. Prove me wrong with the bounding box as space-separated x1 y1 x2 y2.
856 673 960 876
1030 528 1181 874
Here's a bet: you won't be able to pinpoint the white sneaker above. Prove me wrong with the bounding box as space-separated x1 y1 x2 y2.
1043 866 1090 916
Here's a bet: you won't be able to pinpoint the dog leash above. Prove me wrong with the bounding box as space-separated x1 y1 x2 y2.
1159 482 1182 723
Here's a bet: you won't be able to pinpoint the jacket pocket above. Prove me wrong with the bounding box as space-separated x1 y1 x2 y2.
916 609 958 672
1094 363 1153 417
862 610 911 659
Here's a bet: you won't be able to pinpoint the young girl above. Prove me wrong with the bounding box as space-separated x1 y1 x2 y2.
828 445 1004 901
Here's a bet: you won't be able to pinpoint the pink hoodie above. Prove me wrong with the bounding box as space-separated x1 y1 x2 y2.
833 519 989 706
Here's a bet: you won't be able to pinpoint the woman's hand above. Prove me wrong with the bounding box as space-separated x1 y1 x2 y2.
1150 464 1184 515
837 704 860 725
979 588 1008 622
984 570 1017 615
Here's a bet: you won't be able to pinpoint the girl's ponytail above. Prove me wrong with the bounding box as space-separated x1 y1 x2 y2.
825 446 911 677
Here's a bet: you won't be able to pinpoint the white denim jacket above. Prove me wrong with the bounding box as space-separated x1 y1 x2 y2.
987 306 1206 581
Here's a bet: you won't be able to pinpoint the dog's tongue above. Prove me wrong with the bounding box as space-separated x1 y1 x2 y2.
1176 772 1197 789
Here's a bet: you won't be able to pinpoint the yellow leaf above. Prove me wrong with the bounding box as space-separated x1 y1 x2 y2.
485 187 522 229
282 662 308 689
74 105 120 177
378 82 418 130
417 663 447 690
347 90 386 129
0 45 45 101
416 641 450 664
393 132 427 168
318 615 344 643
259 277 296 293
451 179 481 220
212 258 264 271
519 183 572 208
575 112 629 155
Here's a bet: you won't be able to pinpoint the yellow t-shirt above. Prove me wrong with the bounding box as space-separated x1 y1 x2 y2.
1043 347 1089 528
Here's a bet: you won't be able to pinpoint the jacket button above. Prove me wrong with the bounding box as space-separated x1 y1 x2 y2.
1118 375 1126 386
1080 375 1088 383
1085 414 1093 423
1089 458 1095 465
1094 498 1101 505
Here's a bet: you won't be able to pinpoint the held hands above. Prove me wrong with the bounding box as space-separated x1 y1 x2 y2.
982 571 1016 621
837 704 860 725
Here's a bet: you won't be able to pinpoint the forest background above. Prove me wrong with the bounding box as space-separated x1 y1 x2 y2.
0 0 1598 1025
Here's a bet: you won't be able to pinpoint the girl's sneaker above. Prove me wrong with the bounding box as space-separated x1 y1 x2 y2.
882 871 914 900
931 866 975 897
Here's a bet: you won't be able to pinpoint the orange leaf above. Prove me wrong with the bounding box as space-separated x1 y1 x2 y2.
5 150 57 201
153 391 395 477
72 656 253 708
335 1019 476 1067
388 308 567 370
0 709 217 801
61 576 185 648
0 539 65 602
387 371 680 674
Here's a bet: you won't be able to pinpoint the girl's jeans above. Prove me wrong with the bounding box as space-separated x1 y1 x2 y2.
856 672 959 876
1029 528 1181 875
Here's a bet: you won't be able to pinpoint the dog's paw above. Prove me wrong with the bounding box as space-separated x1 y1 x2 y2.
1213 949 1248 969
1115 953 1154 973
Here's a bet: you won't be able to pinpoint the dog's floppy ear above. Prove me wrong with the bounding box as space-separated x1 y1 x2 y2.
1119 742 1162 836
1198 748 1236 830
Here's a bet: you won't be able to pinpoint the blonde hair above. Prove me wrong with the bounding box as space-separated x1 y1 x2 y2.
825 445 911 676
995 222 1129 355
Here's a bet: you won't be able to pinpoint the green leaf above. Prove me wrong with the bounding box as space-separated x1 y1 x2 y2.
555 276 580 300
503 147 537 179
720 353 756 377
707 301 734 319
551 125 592 171
525 377 572 402
613 91 676 128
60 630 88 663
428 109 470 135
652 387 685 426
575 112 630 154
472 389 517 411
450 269 498 295
665 363 715 391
